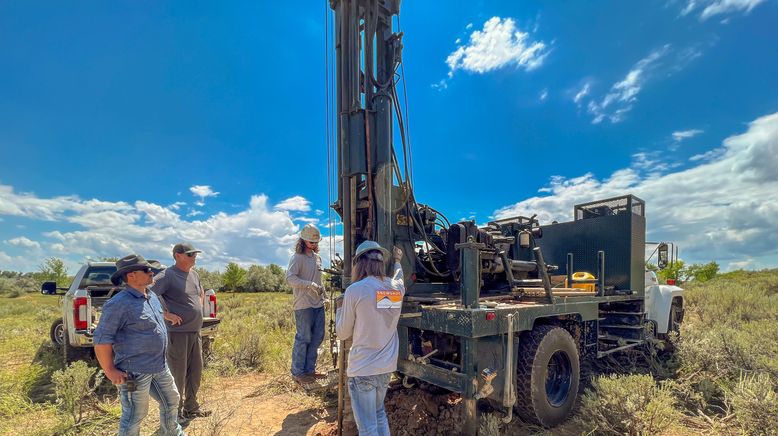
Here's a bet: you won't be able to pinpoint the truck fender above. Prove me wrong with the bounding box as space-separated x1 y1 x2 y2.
645 284 684 334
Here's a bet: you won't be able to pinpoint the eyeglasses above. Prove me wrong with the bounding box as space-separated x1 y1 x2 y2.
132 267 152 275
185 252 197 258
306 241 319 246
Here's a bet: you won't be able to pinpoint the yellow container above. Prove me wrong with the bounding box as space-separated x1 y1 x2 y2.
566 272 596 292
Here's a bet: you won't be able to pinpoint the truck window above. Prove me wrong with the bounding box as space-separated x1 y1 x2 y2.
78 266 117 288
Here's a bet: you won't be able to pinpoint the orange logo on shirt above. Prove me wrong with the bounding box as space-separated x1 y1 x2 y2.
376 290 402 309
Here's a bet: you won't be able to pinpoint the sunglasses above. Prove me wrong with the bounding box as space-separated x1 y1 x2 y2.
185 252 197 258
132 267 152 275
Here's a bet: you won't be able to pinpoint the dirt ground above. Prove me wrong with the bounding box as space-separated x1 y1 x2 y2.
152 373 579 436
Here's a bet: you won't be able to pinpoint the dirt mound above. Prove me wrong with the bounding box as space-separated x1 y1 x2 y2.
386 386 466 435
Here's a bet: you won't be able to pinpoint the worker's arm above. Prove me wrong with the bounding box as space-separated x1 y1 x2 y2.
94 344 127 385
286 255 321 293
92 300 127 384
392 246 405 292
335 290 356 341
150 270 182 325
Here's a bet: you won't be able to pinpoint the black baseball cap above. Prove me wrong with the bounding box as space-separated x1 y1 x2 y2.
172 243 202 255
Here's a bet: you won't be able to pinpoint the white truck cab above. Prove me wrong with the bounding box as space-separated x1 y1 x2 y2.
644 269 685 338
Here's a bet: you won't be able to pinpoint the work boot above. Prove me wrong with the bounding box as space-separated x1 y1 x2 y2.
307 372 328 380
182 408 212 419
292 374 312 385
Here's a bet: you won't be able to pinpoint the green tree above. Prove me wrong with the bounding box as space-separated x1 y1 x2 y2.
195 267 223 291
657 259 685 283
683 261 719 282
38 257 69 284
245 265 272 292
222 262 247 291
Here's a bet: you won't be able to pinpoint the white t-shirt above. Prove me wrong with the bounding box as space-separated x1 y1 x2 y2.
335 263 405 377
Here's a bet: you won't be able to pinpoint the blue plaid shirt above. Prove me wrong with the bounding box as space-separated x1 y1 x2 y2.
93 286 168 374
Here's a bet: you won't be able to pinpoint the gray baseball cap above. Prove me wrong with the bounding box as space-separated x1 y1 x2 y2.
172 242 202 255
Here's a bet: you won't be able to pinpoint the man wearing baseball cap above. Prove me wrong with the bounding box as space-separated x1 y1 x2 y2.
93 254 184 435
285 224 326 384
150 242 210 420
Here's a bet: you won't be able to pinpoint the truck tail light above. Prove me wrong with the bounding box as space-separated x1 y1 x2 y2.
73 297 89 330
208 294 217 318
667 279 676 285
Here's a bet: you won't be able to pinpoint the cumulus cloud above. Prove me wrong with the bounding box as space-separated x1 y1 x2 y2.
441 17 548 85
189 185 219 198
5 236 41 249
681 0 767 20
274 196 312 212
493 111 778 270
673 129 704 142
0 186 332 271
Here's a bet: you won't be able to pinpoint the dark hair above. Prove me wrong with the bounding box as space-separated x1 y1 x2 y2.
352 252 386 282
295 238 307 254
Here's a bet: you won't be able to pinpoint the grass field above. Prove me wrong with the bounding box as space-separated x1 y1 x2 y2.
0 271 776 435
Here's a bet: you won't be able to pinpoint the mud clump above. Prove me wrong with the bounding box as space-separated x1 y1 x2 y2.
385 386 466 435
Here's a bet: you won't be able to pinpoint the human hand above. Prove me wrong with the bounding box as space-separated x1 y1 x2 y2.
105 368 128 385
393 246 403 262
164 312 182 326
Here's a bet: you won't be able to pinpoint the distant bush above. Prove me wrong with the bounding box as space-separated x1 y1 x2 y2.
577 374 680 435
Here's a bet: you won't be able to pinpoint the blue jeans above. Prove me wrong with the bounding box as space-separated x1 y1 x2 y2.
118 367 184 436
348 373 391 436
291 306 325 376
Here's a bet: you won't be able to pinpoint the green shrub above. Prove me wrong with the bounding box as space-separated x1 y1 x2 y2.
577 374 681 435
727 373 778 435
51 361 103 424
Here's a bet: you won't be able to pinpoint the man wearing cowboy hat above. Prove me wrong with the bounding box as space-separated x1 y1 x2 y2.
93 254 184 436
150 242 210 420
285 223 326 384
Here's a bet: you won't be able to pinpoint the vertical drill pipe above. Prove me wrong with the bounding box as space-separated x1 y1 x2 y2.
597 250 606 296
502 313 516 423
462 337 478 435
533 247 554 303
336 339 345 436
566 253 574 289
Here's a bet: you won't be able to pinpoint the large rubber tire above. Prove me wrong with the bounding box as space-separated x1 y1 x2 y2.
50 318 65 348
202 336 214 368
515 325 580 428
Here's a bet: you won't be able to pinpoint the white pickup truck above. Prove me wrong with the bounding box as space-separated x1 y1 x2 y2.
42 261 220 362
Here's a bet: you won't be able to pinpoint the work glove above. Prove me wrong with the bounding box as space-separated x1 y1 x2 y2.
393 246 404 263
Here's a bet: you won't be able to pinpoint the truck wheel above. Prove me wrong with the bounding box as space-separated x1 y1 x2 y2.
50 319 65 348
515 325 580 428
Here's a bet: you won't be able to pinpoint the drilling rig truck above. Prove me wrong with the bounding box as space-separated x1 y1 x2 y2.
327 1 684 432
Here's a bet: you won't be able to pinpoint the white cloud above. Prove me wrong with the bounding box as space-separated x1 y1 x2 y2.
493 111 778 270
689 147 725 162
573 83 590 105
673 129 704 142
539 88 548 101
5 236 40 249
189 185 219 198
0 186 335 271
681 0 767 20
586 45 670 124
443 17 548 81
274 196 311 212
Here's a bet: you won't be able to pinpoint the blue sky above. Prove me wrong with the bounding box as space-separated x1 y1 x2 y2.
1 0 777 273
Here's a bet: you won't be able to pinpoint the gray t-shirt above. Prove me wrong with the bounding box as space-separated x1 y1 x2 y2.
285 252 325 311
335 262 405 377
150 266 203 333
